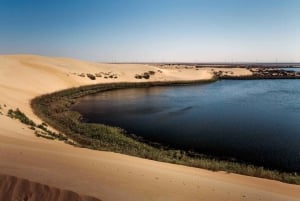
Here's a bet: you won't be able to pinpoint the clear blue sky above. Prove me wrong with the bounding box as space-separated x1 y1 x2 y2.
0 0 299 62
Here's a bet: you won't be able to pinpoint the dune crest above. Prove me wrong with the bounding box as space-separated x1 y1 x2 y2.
0 174 101 201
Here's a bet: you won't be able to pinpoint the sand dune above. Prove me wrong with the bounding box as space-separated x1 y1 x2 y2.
0 174 100 201
0 54 299 201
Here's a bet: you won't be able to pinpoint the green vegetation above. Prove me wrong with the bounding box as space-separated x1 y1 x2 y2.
7 108 36 127
7 108 70 142
35 130 56 140
135 71 156 79
30 81 300 184
143 72 150 79
134 74 143 79
148 70 156 75
87 73 96 80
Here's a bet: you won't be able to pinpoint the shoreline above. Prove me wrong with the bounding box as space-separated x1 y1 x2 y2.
31 80 300 184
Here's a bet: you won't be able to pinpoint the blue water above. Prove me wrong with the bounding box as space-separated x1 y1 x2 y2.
281 67 300 72
73 80 300 172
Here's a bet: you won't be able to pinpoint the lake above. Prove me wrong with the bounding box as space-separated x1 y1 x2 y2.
281 67 300 72
73 80 300 172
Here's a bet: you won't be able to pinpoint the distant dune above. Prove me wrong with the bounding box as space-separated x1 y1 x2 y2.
0 55 299 201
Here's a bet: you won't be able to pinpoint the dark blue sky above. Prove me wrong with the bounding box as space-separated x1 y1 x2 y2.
0 0 299 62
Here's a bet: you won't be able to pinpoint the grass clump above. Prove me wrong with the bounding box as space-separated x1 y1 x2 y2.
148 70 156 75
134 74 143 79
7 108 70 143
87 73 96 80
135 71 154 79
30 81 300 185
35 130 55 140
7 108 36 127
142 72 150 79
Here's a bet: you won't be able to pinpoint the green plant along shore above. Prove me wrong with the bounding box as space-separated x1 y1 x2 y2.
31 81 300 184
7 108 73 143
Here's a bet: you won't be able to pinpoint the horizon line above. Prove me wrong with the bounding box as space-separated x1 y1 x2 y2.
99 61 300 65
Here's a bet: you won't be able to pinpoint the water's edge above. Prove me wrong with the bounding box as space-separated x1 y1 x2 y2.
31 80 300 184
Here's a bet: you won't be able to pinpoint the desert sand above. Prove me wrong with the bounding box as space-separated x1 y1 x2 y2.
0 54 299 201
0 175 101 201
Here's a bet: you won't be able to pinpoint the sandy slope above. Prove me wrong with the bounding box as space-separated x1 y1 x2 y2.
0 175 101 201
0 54 299 201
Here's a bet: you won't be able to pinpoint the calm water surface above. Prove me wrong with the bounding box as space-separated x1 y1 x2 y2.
73 80 300 172
281 67 300 72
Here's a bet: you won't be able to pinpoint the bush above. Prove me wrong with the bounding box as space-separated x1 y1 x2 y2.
148 71 156 75
37 123 47 130
7 108 70 143
42 122 48 127
135 72 153 79
35 131 55 140
87 74 96 80
143 73 150 79
135 75 142 79
7 108 36 127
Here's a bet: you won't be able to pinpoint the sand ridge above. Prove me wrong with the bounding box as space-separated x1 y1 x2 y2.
0 175 101 201
0 54 299 201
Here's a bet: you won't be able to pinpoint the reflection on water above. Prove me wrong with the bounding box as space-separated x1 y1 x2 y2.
73 80 300 172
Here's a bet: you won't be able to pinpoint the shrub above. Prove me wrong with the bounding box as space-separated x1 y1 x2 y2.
42 122 48 127
37 123 47 130
87 74 96 80
148 71 156 75
142 73 150 79
7 108 36 127
7 108 70 143
135 75 142 79
35 130 55 140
